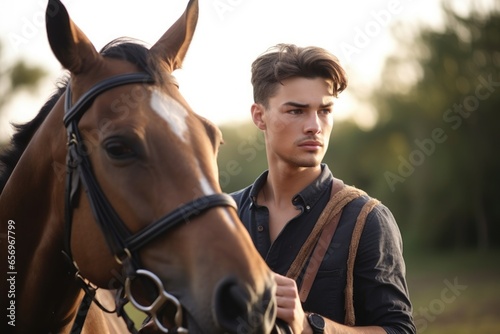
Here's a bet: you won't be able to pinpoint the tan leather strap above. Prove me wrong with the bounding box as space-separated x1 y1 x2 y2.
298 204 341 302
297 179 345 302
287 178 346 280
285 177 381 327
286 179 367 299
344 198 380 326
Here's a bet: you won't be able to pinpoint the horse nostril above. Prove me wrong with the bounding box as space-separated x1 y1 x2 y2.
213 277 275 333
213 278 250 329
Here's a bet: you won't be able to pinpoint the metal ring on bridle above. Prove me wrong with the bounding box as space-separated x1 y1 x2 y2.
125 269 188 333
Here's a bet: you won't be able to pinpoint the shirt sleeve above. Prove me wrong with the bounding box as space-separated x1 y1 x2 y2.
352 203 416 334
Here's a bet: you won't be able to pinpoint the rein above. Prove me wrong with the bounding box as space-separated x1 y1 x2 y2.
62 73 237 333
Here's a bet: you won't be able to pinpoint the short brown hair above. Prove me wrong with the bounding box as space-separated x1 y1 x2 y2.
251 44 348 107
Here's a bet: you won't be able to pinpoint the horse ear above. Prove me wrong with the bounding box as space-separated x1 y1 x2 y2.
150 0 199 73
46 0 100 74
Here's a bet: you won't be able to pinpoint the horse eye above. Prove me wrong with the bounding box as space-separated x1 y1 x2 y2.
104 140 137 160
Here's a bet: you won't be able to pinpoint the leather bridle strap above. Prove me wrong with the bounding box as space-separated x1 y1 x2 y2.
64 72 239 260
63 73 156 334
125 194 237 253
62 72 239 333
66 119 238 260
63 73 155 261
64 72 154 125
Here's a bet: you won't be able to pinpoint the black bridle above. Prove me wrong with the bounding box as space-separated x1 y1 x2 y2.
62 73 237 333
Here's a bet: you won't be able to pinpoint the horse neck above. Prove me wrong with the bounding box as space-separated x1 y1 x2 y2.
0 96 85 332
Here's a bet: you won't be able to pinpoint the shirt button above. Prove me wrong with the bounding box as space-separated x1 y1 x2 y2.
257 225 264 232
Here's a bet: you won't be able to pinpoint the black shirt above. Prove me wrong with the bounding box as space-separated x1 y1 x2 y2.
231 164 416 334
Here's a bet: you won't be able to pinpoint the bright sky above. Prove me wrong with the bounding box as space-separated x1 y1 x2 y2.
0 0 494 140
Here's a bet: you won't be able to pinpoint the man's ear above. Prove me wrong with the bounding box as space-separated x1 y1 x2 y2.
251 103 266 130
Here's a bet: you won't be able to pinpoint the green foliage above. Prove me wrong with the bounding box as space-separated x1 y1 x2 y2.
8 59 47 92
0 40 47 140
218 122 267 193
374 6 500 250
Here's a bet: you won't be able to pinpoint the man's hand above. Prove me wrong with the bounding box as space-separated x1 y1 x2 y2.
274 273 311 334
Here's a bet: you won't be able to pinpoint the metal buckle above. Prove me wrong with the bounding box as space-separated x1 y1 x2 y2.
67 132 78 146
114 248 132 265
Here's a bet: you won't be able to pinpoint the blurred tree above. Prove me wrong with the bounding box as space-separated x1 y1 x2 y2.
0 40 47 143
219 122 267 193
356 4 500 250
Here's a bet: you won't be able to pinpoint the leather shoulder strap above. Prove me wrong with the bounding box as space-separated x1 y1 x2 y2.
343 197 380 326
286 178 367 301
286 175 381 325
286 178 347 281
297 178 345 302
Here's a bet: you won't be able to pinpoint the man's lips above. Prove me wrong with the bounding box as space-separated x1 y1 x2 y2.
298 140 323 149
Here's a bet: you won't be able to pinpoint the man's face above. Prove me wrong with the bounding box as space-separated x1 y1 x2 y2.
252 76 335 169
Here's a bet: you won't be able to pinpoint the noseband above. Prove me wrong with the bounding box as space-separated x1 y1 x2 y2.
62 73 237 333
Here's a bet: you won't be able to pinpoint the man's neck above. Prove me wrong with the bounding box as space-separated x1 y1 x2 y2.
264 164 322 207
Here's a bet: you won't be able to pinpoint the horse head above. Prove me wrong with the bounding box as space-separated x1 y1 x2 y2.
0 0 276 333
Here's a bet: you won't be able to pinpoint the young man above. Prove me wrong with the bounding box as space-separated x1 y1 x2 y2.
231 44 416 334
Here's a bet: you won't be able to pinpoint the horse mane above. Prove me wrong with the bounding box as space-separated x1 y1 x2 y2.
0 38 166 193
0 84 66 193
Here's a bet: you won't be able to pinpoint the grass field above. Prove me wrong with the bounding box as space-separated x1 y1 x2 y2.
124 249 500 333
405 249 500 334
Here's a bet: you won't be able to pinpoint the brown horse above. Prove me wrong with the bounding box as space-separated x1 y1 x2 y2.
0 0 277 333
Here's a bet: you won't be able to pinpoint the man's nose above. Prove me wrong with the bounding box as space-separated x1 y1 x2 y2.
304 112 321 134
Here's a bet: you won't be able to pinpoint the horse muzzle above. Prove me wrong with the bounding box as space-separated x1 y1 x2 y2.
213 276 276 334
135 272 277 334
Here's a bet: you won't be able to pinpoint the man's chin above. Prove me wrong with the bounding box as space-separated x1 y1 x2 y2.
292 158 323 169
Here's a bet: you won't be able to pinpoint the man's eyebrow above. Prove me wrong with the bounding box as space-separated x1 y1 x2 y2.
283 101 309 108
282 101 334 108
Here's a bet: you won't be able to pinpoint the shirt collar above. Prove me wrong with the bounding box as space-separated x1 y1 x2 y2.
249 164 333 211
249 170 269 208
